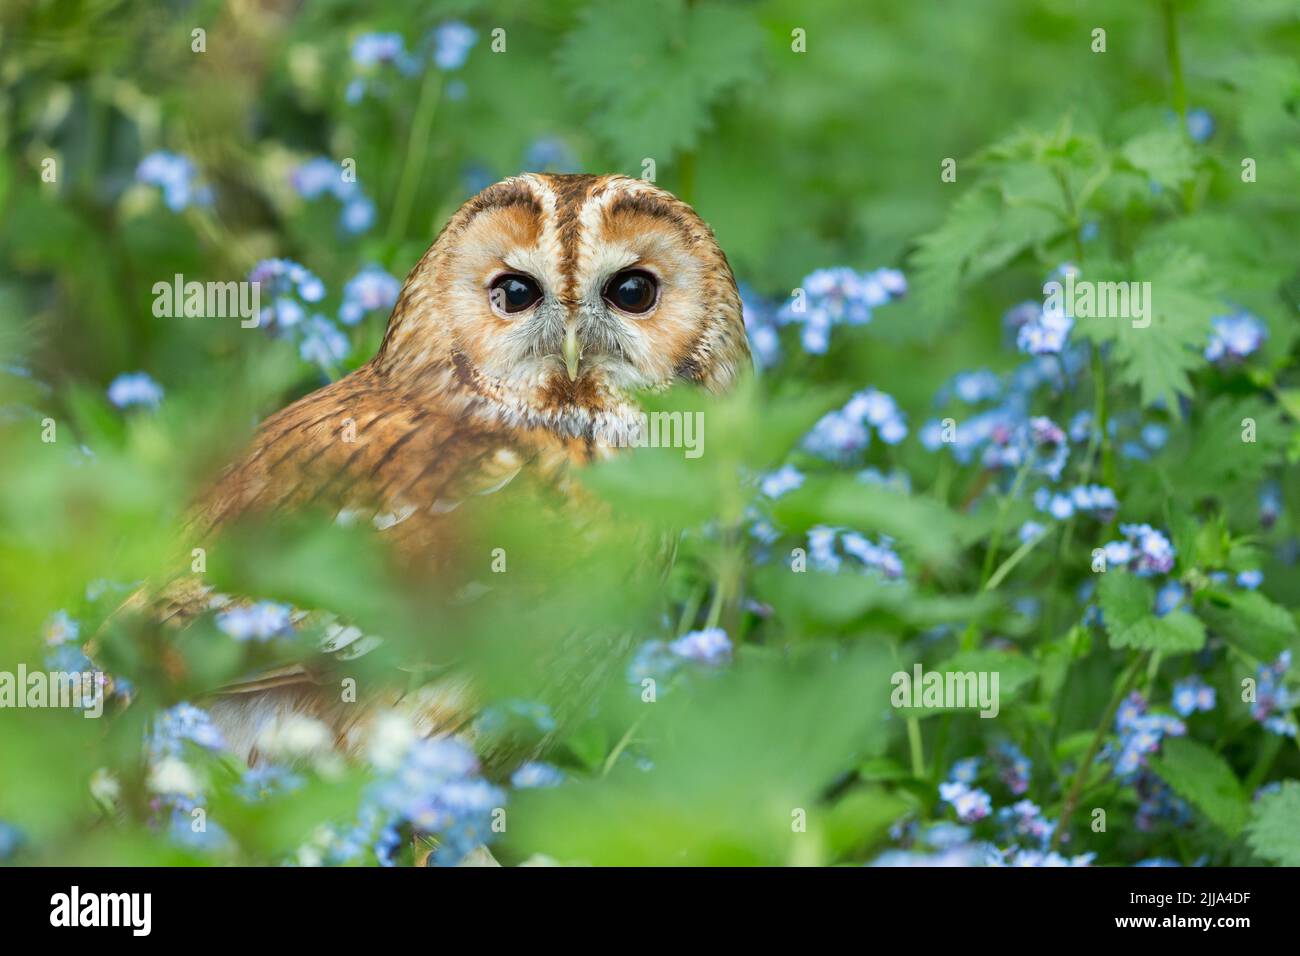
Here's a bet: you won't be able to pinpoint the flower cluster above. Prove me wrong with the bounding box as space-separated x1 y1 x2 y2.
938 780 993 824
1009 299 1073 356
627 628 734 687
346 33 420 103
806 525 904 578
107 372 164 410
803 388 907 460
1171 676 1216 718
1033 484 1119 522
291 157 376 235
339 266 402 326
1111 692 1186 779
215 600 297 642
1204 312 1266 365
136 151 212 211
774 266 906 354
1250 652 1296 737
1101 523 1177 576
247 258 353 371
991 741 1031 795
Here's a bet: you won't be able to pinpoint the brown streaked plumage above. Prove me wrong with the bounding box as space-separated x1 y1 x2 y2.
141 173 751 761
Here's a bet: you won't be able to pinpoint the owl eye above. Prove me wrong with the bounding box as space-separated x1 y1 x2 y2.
603 270 658 315
489 274 543 315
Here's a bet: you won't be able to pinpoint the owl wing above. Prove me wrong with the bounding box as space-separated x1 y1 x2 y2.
120 366 581 759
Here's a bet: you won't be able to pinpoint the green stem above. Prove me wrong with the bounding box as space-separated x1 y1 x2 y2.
1161 0 1188 121
907 714 925 779
1052 651 1148 850
387 70 443 247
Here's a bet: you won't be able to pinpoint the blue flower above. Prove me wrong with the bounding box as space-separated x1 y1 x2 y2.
943 369 1001 404
215 601 295 641
431 21 477 71
777 266 905 353
1251 652 1295 735
524 136 578 173
107 372 163 409
147 703 226 763
236 765 305 802
948 757 981 784
352 33 419 73
1015 301 1073 355
992 741 1031 795
473 699 557 737
669 627 732 665
43 610 79 646
291 157 377 235
938 781 992 823
43 643 93 674
136 151 212 211
840 531 904 579
249 258 326 332
0 821 24 860
1237 569 1263 590
804 388 906 460
298 316 351 368
1260 482 1281 529
1186 108 1214 143
1154 581 1186 616
1171 676 1215 717
740 285 781 369
1018 520 1046 543
339 266 402 326
1205 312 1266 364
759 464 804 499
341 195 376 234
511 762 565 789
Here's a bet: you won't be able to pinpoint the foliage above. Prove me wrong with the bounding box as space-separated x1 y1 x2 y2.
1 0 1299 867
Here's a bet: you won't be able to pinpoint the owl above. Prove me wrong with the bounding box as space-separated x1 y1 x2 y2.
135 173 751 762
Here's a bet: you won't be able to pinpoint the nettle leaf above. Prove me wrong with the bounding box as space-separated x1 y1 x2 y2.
1163 396 1288 502
1118 129 1196 191
1152 738 1249 837
910 182 1059 326
1099 573 1206 654
557 0 764 167
1075 243 1219 411
1199 588 1299 662
1247 780 1300 866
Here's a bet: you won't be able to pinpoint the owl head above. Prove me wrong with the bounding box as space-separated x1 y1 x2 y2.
371 174 750 442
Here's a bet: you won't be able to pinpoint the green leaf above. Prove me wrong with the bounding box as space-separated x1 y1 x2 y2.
1199 588 1299 661
1074 244 1219 411
557 0 765 168
1247 780 1300 866
1119 129 1196 191
1151 738 1248 837
1099 573 1206 653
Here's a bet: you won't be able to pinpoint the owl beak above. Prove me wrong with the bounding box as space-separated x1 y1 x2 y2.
562 325 582 381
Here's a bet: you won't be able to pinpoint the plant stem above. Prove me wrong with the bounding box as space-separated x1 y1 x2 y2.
387 70 442 247
1052 650 1148 850
1161 0 1188 121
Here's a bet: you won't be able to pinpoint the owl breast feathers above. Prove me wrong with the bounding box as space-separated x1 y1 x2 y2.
142 174 750 761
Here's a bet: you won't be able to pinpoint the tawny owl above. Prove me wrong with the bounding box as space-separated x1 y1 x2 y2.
129 173 751 762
